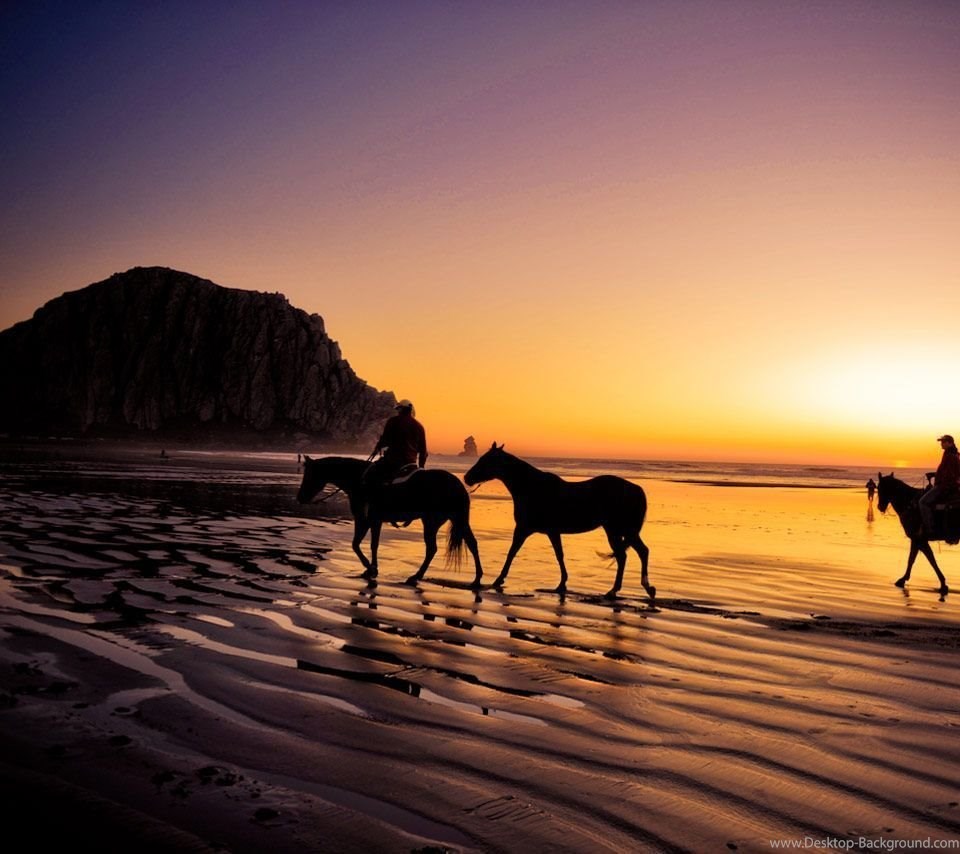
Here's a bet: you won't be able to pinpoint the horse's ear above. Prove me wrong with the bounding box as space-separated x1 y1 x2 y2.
490 442 498 450
498 443 505 450
305 455 312 462
878 471 882 480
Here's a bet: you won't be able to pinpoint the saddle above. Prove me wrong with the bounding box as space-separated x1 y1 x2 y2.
923 491 960 544
937 498 960 545
386 464 422 486
380 465 422 528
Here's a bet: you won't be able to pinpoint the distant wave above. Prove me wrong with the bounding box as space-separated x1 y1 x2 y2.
476 456 912 490
667 478 851 489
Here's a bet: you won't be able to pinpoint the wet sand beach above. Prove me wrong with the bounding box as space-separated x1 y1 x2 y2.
1 446 958 852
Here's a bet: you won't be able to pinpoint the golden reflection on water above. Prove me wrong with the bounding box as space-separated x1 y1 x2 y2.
362 477 957 624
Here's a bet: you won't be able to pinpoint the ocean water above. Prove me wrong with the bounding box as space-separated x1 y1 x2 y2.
439 454 925 490
170 449 929 490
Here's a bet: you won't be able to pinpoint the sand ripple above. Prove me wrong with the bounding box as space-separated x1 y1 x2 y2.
2 480 959 852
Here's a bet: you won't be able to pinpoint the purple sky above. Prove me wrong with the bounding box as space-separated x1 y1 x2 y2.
2 1 958 460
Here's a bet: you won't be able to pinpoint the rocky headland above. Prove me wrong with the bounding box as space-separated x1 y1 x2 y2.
0 267 396 446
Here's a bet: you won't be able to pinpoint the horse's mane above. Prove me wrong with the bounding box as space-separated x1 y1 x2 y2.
497 449 565 485
878 474 924 538
881 474 921 498
303 456 369 490
308 456 367 469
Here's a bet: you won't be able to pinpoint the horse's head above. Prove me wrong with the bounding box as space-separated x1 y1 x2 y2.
876 471 896 513
296 456 328 503
464 442 506 486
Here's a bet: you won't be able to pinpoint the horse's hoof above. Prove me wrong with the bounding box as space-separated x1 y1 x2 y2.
646 586 657 600
894 578 907 588
603 589 620 600
404 575 420 586
553 585 566 595
940 585 949 594
492 578 506 589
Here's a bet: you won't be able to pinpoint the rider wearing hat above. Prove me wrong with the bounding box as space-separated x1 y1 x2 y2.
365 399 428 486
919 434 960 536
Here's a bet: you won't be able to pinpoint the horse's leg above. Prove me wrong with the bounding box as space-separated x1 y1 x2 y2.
464 526 483 589
603 527 627 599
917 540 949 593
631 534 655 600
895 540 921 588
547 532 568 594
366 520 382 580
493 528 530 589
352 518 374 576
406 518 440 585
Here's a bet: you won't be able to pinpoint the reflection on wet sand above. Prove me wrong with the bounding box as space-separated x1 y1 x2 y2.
1 451 959 852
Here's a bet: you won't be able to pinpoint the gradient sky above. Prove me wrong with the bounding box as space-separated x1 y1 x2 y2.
2 1 958 465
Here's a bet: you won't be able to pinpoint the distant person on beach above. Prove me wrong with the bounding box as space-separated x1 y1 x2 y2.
866 478 876 500
364 399 428 486
919 434 959 535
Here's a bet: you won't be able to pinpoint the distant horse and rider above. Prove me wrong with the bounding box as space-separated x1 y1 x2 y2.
874 434 959 595
876 472 953 594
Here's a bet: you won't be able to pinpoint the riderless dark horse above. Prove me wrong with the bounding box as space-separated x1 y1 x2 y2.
875 472 951 594
296 456 483 587
464 444 654 600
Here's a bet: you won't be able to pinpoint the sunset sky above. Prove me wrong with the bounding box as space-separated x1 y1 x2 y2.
2 1 958 465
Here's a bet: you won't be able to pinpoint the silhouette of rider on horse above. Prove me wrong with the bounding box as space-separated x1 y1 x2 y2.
364 399 428 488
919 434 960 537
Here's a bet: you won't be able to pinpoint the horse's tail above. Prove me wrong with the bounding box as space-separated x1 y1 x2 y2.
635 485 648 531
598 485 647 562
445 502 471 572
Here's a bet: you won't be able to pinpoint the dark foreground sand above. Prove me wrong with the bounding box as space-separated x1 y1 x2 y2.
1 447 959 852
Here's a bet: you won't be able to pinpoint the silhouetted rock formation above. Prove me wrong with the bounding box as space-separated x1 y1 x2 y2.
459 435 478 457
0 267 397 445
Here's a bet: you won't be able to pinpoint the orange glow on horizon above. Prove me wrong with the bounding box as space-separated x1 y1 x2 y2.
2 4 958 467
